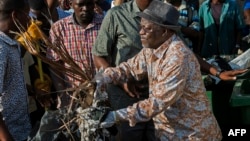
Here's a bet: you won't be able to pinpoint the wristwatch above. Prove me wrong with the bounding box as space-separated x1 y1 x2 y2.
215 70 223 78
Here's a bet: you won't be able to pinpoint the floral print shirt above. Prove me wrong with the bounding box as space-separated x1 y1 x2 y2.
0 32 31 140
103 34 222 140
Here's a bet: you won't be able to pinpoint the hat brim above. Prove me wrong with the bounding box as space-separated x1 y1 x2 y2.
138 12 181 31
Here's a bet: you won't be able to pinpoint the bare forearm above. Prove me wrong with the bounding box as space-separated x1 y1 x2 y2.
0 114 14 141
93 55 110 70
196 55 213 74
195 54 248 80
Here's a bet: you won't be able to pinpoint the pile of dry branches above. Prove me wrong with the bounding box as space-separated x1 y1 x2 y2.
12 18 111 141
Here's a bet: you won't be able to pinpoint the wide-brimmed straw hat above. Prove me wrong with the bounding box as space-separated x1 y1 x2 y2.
138 0 181 31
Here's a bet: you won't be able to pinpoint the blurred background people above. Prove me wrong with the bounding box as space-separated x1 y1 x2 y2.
199 0 244 59
199 0 246 139
47 0 103 107
58 0 74 14
167 0 201 54
29 0 71 36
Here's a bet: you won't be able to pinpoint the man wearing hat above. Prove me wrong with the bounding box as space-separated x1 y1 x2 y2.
95 0 222 140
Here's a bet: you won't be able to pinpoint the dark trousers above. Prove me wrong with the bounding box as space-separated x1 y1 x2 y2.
212 81 242 141
107 84 156 141
115 120 156 141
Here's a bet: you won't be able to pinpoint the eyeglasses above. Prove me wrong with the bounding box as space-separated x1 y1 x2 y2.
139 25 154 33
139 24 164 34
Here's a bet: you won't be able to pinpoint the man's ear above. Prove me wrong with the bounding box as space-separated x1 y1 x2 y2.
163 28 174 39
162 29 168 37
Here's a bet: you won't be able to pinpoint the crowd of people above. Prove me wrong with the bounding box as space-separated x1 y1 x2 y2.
0 0 249 140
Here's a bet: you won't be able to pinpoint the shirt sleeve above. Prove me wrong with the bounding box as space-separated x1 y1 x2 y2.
103 48 148 84
0 44 7 112
109 48 190 126
127 63 187 126
92 9 116 57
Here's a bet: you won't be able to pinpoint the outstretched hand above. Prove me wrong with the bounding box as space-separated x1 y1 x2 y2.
35 88 54 109
219 69 248 81
120 82 141 98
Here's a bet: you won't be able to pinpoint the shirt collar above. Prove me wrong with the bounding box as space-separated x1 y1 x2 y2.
0 31 19 46
153 34 177 59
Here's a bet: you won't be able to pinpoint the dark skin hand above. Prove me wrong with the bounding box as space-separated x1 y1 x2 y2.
118 80 142 98
119 78 143 98
196 54 248 81
219 69 248 80
93 54 248 99
0 114 14 141
35 88 54 108
94 4 103 15
93 55 142 98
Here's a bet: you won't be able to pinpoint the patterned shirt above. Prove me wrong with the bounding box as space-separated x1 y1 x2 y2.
0 32 31 140
103 34 222 140
47 13 103 87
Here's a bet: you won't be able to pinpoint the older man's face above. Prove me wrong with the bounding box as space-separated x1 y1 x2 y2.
139 18 166 49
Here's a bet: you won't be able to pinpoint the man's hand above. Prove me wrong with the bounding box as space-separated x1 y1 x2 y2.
93 73 107 93
219 69 248 81
94 4 103 15
34 76 53 108
35 88 54 109
120 78 148 98
92 71 112 92
94 73 142 98
120 81 141 98
0 128 14 141
0 115 14 141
